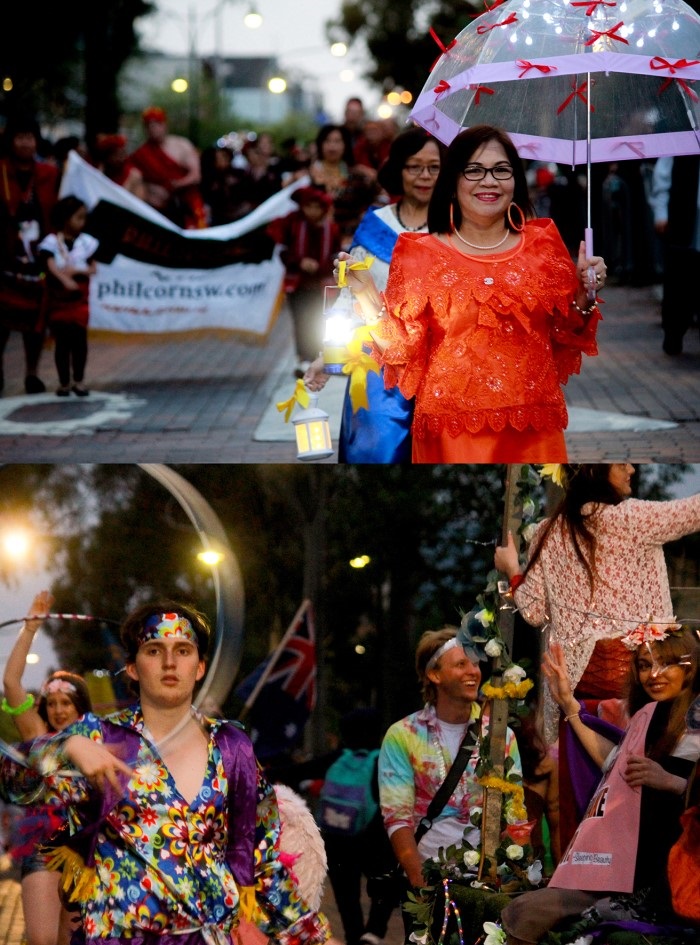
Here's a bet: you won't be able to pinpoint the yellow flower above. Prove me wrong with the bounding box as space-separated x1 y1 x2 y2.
482 679 534 701
538 464 566 488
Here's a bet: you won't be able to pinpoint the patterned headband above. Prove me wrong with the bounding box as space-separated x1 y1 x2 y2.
426 637 460 671
137 613 198 647
40 678 78 697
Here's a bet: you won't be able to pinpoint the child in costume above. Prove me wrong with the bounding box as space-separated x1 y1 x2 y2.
1 590 92 945
267 186 341 378
38 196 99 396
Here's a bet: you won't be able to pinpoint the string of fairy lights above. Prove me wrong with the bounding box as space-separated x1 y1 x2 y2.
498 585 700 634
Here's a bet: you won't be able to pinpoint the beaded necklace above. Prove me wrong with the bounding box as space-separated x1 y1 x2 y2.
396 200 428 232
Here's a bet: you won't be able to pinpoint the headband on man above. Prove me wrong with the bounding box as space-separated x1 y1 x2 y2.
426 637 460 671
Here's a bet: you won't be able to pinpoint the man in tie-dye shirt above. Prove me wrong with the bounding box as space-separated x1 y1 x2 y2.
378 627 522 893
24 601 330 945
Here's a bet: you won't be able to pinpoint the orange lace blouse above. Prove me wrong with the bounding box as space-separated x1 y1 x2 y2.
379 219 600 440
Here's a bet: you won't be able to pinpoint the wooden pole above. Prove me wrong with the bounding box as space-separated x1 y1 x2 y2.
479 464 525 882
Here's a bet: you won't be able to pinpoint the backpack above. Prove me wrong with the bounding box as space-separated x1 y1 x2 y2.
318 748 380 836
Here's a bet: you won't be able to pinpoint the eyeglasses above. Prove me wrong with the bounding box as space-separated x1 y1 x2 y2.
404 163 441 177
461 164 514 181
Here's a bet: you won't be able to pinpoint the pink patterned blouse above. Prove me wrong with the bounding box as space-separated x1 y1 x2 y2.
514 493 700 742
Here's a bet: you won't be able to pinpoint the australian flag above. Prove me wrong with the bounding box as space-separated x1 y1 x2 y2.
235 601 316 762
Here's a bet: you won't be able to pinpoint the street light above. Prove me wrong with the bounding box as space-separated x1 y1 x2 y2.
243 3 263 29
1 527 32 561
197 549 225 566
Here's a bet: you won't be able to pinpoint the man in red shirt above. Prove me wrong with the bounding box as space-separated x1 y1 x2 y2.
129 107 206 229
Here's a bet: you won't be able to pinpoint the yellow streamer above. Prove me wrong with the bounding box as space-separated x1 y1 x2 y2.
276 379 310 423
237 885 257 922
342 327 381 413
337 255 375 288
43 844 98 902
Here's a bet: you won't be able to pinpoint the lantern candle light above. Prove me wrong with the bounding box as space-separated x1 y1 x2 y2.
322 285 357 374
292 391 334 461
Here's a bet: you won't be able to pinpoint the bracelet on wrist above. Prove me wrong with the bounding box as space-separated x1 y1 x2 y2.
366 305 387 326
2 693 35 716
509 574 525 592
564 709 581 723
571 298 598 315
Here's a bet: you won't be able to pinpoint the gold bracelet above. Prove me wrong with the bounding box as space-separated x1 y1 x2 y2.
564 710 581 722
571 298 597 315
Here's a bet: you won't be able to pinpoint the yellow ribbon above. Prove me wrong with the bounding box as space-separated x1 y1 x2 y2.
342 327 381 413
337 255 375 288
276 379 310 423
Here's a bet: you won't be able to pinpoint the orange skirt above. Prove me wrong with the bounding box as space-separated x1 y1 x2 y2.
413 427 567 463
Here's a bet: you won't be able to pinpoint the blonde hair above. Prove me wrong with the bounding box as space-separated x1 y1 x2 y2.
416 627 458 705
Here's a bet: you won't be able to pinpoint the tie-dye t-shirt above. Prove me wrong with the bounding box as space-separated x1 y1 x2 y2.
378 702 522 863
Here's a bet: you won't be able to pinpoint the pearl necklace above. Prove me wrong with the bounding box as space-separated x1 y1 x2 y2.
396 201 428 232
452 226 509 251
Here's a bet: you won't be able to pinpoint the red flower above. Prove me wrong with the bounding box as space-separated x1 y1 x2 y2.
503 820 535 845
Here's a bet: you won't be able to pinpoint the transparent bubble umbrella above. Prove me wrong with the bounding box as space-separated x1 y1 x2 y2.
410 0 700 253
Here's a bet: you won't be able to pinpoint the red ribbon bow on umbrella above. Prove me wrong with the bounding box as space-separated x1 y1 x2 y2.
429 27 456 70
584 21 629 46
516 59 557 78
649 56 700 73
660 78 699 101
557 79 594 114
570 0 617 15
477 11 518 34
433 79 451 94
471 84 495 105
650 56 700 101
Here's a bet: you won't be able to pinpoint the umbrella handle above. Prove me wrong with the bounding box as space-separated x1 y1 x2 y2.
584 227 596 302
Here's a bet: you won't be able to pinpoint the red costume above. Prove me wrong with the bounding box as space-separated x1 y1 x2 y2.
379 219 600 462
129 141 206 230
0 156 59 330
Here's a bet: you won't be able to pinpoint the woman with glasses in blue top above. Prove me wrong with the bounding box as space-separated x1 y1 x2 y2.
338 125 607 463
305 128 445 463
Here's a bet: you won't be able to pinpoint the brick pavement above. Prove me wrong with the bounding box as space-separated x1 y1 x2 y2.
0 857 23 945
0 283 697 463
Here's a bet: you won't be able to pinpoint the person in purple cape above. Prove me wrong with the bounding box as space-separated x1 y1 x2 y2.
18 600 330 945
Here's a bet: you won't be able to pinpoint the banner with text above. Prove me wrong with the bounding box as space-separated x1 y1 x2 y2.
60 151 307 339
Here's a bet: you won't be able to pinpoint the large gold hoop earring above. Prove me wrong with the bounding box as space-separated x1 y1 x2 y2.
507 201 525 232
449 200 457 233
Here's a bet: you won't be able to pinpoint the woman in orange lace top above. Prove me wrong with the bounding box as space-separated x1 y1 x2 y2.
341 125 605 462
